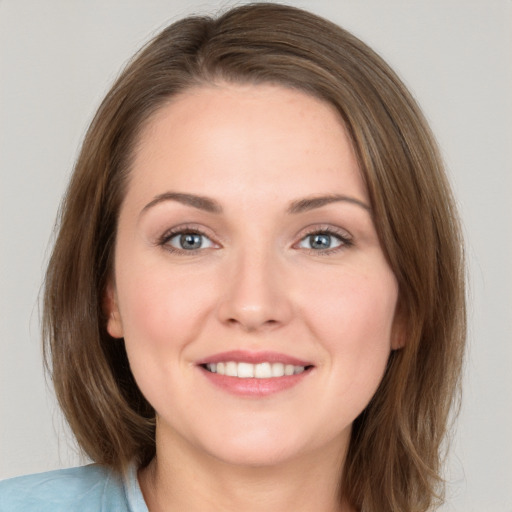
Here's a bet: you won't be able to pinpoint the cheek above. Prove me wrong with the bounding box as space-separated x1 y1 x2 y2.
114 259 220 407
303 270 398 430
115 257 216 352
302 265 398 384
308 270 396 339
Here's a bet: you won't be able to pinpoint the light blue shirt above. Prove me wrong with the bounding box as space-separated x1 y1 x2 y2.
0 463 148 511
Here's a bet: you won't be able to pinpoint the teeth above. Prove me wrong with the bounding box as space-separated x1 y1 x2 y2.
271 362 284 377
254 362 272 378
205 361 306 378
237 362 254 378
225 361 237 377
285 364 295 376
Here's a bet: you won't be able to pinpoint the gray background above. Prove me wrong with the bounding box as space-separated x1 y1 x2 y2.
1 1 511 510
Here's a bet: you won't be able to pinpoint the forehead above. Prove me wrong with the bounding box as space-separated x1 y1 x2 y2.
125 83 366 211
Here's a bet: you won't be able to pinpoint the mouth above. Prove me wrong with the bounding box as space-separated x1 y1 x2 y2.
197 351 314 396
201 361 312 378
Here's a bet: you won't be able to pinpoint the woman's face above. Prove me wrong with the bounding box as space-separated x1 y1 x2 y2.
107 83 401 467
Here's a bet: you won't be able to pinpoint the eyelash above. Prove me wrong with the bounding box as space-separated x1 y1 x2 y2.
157 225 215 254
157 225 353 255
296 226 353 255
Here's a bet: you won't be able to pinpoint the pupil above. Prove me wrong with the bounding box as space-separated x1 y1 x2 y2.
180 233 201 249
311 234 330 249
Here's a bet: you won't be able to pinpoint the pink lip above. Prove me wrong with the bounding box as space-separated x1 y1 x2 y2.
196 350 314 397
199 367 312 397
196 350 312 367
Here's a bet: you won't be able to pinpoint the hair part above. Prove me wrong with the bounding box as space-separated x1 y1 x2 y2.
43 4 466 511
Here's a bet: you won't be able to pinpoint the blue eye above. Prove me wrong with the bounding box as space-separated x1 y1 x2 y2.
166 232 214 251
298 231 347 251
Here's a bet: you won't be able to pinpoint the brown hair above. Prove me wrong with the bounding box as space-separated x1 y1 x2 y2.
43 4 466 511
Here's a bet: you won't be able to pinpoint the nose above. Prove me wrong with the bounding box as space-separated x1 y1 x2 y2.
216 248 293 332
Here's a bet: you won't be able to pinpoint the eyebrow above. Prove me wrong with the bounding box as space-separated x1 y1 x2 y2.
140 192 223 215
140 192 371 217
287 194 371 214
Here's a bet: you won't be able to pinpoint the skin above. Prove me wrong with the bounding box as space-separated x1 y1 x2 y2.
106 83 402 512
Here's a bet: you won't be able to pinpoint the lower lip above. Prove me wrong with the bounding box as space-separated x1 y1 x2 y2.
199 366 312 397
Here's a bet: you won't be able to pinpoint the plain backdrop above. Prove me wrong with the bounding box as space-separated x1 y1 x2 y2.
0 1 511 510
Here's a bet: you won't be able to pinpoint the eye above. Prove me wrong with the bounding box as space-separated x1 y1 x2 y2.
297 229 351 252
163 230 216 252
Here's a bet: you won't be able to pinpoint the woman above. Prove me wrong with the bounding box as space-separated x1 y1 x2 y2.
0 3 465 511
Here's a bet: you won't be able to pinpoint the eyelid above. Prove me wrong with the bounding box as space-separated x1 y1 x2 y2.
155 223 353 255
293 224 353 253
157 224 221 252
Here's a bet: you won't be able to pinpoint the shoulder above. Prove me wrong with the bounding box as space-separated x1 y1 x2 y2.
0 464 130 512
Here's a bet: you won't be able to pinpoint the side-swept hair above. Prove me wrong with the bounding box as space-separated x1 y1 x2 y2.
43 4 466 511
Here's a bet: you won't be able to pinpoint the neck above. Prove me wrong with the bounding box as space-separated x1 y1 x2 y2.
138 430 354 512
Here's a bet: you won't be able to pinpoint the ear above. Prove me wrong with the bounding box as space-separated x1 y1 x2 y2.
390 301 407 350
104 280 124 338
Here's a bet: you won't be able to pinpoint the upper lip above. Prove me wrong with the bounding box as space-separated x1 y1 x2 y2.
196 350 313 367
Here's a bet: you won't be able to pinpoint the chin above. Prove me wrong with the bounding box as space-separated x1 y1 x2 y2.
193 419 344 469
207 438 305 468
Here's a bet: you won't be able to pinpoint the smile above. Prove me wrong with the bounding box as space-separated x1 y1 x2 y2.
197 351 314 396
204 361 307 378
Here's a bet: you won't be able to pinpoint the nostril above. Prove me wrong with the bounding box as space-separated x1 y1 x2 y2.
225 317 279 330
